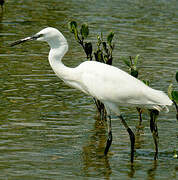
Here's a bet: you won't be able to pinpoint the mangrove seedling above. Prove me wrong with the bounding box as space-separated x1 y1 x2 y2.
68 21 115 120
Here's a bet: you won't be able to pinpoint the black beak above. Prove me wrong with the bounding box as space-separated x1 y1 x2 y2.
10 34 41 47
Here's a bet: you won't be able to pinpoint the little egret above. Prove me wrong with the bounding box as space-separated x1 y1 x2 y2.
11 27 172 163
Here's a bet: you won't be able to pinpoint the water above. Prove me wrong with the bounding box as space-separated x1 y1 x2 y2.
0 0 177 179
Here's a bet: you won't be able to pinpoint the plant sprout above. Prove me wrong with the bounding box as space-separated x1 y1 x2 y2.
68 21 114 120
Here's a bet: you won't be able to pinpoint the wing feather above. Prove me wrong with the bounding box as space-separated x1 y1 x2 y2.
75 61 172 110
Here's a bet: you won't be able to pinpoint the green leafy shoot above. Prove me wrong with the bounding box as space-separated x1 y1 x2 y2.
134 54 140 67
107 31 114 47
142 80 150 86
122 57 131 68
168 83 173 100
172 91 178 102
80 23 89 39
168 80 178 102
96 35 102 49
122 55 139 78
176 72 178 83
68 21 77 33
68 21 79 42
94 50 104 63
94 32 114 65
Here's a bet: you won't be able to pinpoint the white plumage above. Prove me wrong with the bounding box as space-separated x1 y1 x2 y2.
11 27 172 162
75 61 172 112
34 27 172 115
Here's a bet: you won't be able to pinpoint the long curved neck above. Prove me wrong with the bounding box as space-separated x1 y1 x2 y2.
48 35 74 82
47 31 89 94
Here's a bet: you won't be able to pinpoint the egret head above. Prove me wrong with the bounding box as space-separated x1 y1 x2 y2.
35 27 63 42
10 27 67 47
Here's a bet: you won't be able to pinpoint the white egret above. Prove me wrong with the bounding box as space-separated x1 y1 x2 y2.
11 27 172 163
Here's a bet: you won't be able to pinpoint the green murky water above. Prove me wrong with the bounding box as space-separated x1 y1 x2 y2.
0 0 177 179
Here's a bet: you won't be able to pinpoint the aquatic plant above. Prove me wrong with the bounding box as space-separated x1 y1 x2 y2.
168 72 178 120
68 21 114 120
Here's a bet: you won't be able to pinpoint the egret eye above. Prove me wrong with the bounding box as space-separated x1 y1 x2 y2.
32 33 43 40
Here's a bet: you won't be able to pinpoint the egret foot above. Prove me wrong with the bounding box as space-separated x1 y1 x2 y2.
119 115 135 163
150 110 159 160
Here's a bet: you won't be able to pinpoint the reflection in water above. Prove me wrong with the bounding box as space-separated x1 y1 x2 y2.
128 164 135 178
0 0 4 11
147 161 157 180
0 9 3 30
135 123 145 150
1 0 177 179
82 118 112 179
81 116 156 179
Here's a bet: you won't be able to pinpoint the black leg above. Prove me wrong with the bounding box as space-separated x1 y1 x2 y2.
104 115 112 155
119 115 135 163
150 110 159 160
